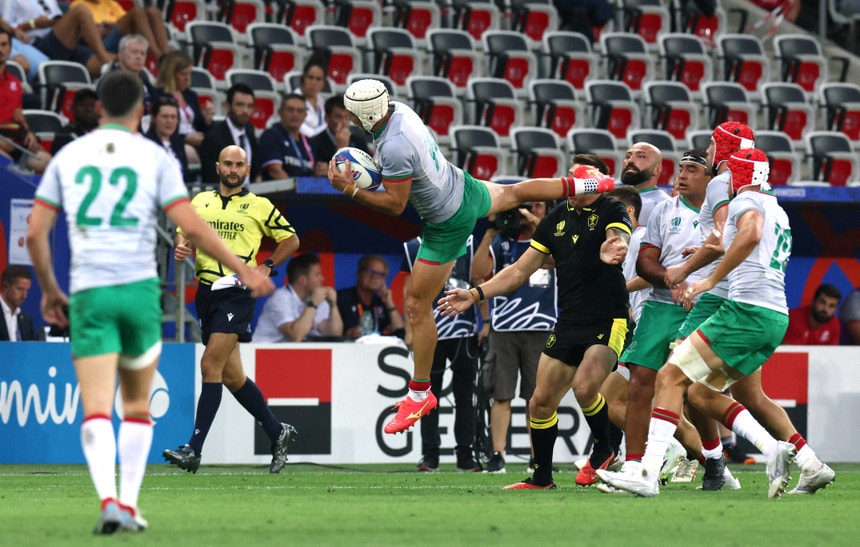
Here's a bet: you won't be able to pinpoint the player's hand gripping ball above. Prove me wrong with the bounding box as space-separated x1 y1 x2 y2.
334 147 382 191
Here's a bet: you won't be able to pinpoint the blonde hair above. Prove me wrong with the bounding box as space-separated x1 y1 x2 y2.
156 50 194 93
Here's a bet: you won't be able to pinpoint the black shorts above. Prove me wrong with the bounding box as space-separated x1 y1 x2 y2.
196 284 254 344
33 32 94 67
542 317 628 367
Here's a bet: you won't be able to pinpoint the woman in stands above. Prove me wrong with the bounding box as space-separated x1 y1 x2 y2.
293 56 328 138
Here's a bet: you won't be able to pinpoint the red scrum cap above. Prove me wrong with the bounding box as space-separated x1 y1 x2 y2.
712 122 755 167
728 149 770 194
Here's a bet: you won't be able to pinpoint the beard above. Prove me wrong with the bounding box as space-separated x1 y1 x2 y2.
220 174 245 189
811 308 833 324
621 167 652 186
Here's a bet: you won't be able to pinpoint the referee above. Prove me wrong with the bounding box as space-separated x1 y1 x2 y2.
163 144 301 474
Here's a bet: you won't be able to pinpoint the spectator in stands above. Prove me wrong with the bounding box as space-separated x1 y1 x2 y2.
144 96 190 182
553 0 614 43
839 286 860 344
472 199 557 475
253 254 343 342
783 284 842 345
107 34 155 114
0 29 50 173
259 93 315 180
1 16 49 81
2 0 116 78
70 0 171 60
51 87 99 154
293 56 328 138
749 0 800 23
199 83 260 184
310 94 370 177
337 254 405 339
403 235 483 472
154 50 212 166
1 264 42 341
619 142 671 226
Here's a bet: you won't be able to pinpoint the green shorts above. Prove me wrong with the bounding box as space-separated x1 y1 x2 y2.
70 277 162 360
697 301 789 376
620 300 689 371
417 171 491 264
677 292 727 339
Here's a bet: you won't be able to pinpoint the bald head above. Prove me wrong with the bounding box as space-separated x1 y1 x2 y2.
621 142 662 188
216 145 249 190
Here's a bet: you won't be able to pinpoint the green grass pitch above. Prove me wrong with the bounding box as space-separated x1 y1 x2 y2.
1 462 856 546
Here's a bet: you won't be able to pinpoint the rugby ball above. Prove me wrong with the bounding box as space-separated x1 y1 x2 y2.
334 147 382 191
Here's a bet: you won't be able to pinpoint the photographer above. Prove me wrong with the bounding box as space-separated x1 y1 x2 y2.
473 201 558 473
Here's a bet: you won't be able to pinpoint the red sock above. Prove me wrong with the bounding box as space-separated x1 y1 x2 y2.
409 379 431 392
789 432 807 451
702 437 721 451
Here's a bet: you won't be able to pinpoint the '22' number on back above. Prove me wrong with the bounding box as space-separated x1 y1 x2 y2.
75 166 139 228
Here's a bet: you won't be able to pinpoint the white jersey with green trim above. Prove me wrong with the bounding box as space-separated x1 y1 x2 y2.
642 195 704 305
723 190 790 314
697 171 731 298
35 126 189 294
374 102 464 223
636 186 671 227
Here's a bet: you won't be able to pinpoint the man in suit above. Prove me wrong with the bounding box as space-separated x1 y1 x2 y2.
1 264 41 341
199 83 260 184
309 94 370 176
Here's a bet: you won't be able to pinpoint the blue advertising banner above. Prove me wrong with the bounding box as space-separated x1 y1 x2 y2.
0 342 195 464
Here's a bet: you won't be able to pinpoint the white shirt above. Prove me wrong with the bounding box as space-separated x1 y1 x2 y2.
253 285 331 342
1 296 21 341
1 0 63 40
294 88 326 138
642 196 704 305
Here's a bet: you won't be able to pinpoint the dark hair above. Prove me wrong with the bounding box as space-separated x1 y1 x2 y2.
151 95 179 118
226 83 255 104
287 254 320 283
324 94 346 116
302 55 327 79
606 185 642 221
73 87 98 106
0 28 13 43
814 284 842 303
680 148 712 176
280 92 306 110
2 265 31 286
97 71 143 118
572 153 610 175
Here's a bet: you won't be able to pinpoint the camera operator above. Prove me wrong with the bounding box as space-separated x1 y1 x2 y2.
473 201 558 473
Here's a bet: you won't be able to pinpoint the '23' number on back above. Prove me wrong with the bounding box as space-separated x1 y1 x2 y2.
75 166 139 228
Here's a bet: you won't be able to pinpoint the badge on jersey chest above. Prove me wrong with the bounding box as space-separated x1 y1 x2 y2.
587 213 599 229
553 220 566 237
670 216 682 233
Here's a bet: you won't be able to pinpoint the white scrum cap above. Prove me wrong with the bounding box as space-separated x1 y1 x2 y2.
344 79 390 132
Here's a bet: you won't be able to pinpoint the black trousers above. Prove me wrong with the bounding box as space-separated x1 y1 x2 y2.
420 336 479 457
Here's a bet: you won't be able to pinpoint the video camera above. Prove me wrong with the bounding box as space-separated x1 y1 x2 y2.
488 203 532 240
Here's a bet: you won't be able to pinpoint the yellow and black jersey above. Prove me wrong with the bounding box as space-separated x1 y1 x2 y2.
532 195 632 324
180 188 295 285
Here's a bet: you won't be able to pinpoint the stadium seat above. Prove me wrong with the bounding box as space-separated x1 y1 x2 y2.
528 79 583 139
190 67 222 118
510 127 567 178
773 34 837 94
466 77 525 141
348 73 396 96
482 30 538 94
755 130 801 186
599 32 655 93
247 23 304 84
805 131 860 186
162 0 206 37
306 25 362 90
283 0 326 37
37 61 92 120
761 82 814 144
392 0 442 44
450 124 507 179
332 0 383 45
509 0 559 47
539 31 598 93
819 82 860 143
366 28 424 93
427 29 483 93
407 76 463 146
450 0 502 42
187 21 243 82
702 81 756 128
619 0 672 50
218 0 266 36
566 128 622 177
658 33 713 96
642 80 698 143
225 69 280 132
716 34 769 97
678 3 728 48
6 61 30 92
22 109 64 154
585 80 641 143
687 129 712 150
627 128 679 186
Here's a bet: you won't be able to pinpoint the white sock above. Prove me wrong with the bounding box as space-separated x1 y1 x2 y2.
118 419 153 510
731 409 777 456
642 414 677 479
81 417 117 503
701 444 724 460
795 445 821 472
408 388 430 401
